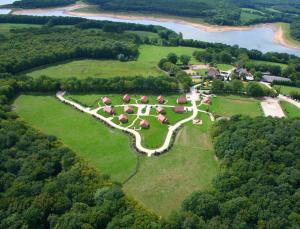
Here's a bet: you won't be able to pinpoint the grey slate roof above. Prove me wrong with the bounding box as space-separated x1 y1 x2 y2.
262 75 291 83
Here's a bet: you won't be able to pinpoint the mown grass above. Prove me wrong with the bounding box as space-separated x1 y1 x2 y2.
0 23 41 34
26 45 201 79
124 112 219 217
14 95 219 217
200 95 263 117
280 101 300 118
249 59 288 69
216 63 234 71
274 85 300 96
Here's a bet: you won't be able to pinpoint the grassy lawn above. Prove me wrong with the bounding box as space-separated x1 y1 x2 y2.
273 85 300 96
249 59 288 69
14 95 137 182
200 95 263 117
240 11 264 23
280 101 300 118
216 64 234 71
0 23 41 34
26 45 201 79
124 112 219 217
14 94 219 217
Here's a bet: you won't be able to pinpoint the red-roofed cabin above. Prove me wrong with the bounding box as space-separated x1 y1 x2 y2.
157 95 164 104
124 105 134 114
118 114 128 123
141 96 148 104
203 97 211 104
156 106 165 114
102 97 111 105
177 97 187 104
157 114 168 124
103 106 115 115
173 106 185 113
140 120 150 129
123 94 130 103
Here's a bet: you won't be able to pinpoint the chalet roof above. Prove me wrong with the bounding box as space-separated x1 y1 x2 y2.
124 105 133 113
156 106 165 113
123 94 130 102
157 114 168 123
140 119 150 128
141 96 148 103
118 114 128 122
157 95 164 103
102 97 111 104
173 106 185 113
103 106 114 114
203 97 210 104
177 97 187 104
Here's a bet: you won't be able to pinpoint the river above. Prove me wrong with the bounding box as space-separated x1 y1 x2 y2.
2 3 300 56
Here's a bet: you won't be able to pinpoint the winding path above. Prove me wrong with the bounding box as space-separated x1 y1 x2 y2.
56 88 202 156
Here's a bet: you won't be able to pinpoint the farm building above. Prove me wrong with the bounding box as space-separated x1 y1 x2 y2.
157 114 168 124
173 106 185 113
262 75 291 83
118 114 128 123
140 120 150 129
208 67 220 78
157 95 165 104
177 97 187 104
156 106 165 114
123 94 130 103
103 106 115 115
124 105 134 114
141 96 148 103
102 97 111 105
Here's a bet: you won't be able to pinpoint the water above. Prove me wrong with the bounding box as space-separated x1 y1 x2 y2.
5 7 300 56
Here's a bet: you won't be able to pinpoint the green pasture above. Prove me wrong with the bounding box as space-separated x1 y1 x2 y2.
280 101 300 118
274 85 300 96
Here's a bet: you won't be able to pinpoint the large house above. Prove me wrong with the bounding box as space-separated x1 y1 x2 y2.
235 68 254 81
207 67 220 78
140 120 150 129
262 75 291 83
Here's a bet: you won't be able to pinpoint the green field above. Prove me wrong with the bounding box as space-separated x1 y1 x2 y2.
280 101 300 118
240 11 264 23
249 59 288 69
26 45 201 79
216 64 234 71
274 85 300 96
0 23 41 34
201 95 263 117
14 94 218 217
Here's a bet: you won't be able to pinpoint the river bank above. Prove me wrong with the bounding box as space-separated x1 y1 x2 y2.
11 3 300 53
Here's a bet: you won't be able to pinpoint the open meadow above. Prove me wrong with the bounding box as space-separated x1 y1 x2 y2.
274 85 300 96
280 101 300 118
200 95 263 117
26 45 200 79
14 94 219 217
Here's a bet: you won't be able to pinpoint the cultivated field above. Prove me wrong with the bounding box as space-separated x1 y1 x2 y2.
274 85 300 96
14 94 219 217
26 45 200 79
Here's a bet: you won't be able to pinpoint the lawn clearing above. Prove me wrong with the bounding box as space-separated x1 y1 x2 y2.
0 23 41 34
249 59 288 69
216 63 234 71
280 101 300 118
273 85 300 96
14 95 219 218
14 95 137 182
200 95 263 117
124 113 219 217
26 45 201 79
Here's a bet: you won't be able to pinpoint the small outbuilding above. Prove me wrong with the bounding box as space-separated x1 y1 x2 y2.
102 97 111 105
123 94 130 103
140 120 150 129
118 114 128 123
103 106 115 115
157 114 168 124
141 96 148 104
157 95 165 104
173 106 185 113
156 106 165 114
177 97 187 104
203 97 211 104
124 105 134 114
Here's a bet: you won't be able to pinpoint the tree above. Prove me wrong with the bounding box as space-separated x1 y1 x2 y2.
167 52 178 64
246 82 265 97
180 55 191 66
231 80 244 93
220 51 232 64
211 80 224 93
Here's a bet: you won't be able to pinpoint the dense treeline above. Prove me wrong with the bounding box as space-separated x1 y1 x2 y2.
12 0 76 8
291 21 300 41
173 116 300 228
0 110 162 228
